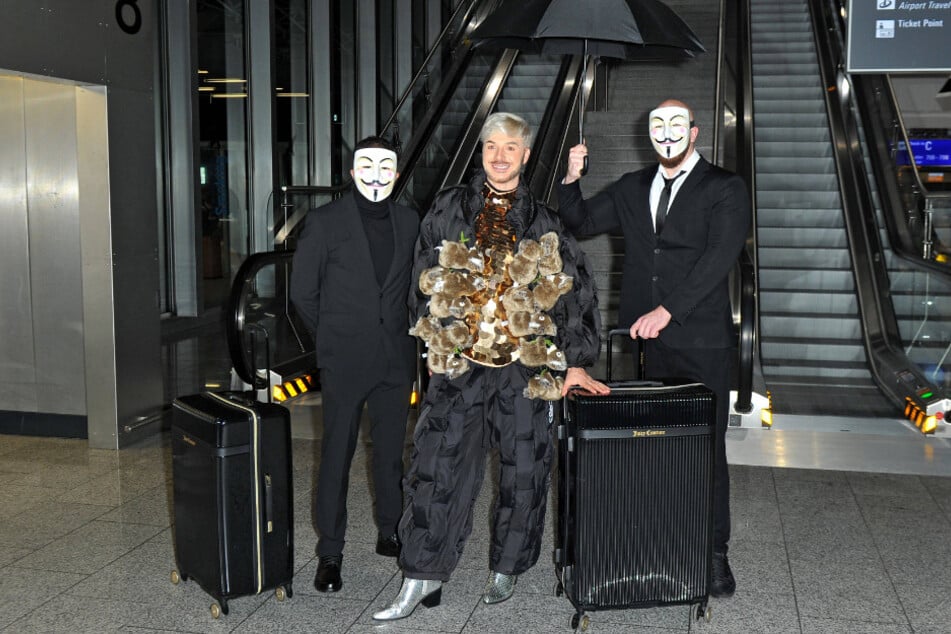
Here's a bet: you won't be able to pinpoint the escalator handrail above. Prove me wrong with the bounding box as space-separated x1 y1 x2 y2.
853 73 921 260
529 55 586 204
390 46 483 206
728 0 757 412
810 0 897 350
736 250 756 411
378 0 488 140
738 0 758 412
226 249 297 387
389 1 515 207
809 0 941 409
524 55 580 200
438 49 520 191
274 183 351 245
846 73 951 272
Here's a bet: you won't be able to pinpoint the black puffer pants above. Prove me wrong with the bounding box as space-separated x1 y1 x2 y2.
397 364 555 581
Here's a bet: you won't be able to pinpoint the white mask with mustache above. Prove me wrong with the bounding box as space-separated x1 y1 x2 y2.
352 148 398 201
648 106 691 160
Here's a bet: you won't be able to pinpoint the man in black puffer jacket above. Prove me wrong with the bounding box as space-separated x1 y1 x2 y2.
373 113 609 621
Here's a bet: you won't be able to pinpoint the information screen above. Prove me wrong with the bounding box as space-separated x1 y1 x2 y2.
847 0 951 72
895 139 951 167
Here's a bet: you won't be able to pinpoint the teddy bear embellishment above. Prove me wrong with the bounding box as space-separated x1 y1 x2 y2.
410 232 574 400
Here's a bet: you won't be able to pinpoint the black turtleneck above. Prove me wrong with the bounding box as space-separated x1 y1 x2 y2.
354 191 394 286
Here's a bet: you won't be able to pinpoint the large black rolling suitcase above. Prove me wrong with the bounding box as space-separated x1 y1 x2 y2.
170 391 294 618
555 330 716 630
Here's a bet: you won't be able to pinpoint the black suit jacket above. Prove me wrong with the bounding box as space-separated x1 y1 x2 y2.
290 192 420 382
557 156 751 349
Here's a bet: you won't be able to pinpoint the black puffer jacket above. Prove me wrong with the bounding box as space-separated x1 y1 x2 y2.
409 170 602 369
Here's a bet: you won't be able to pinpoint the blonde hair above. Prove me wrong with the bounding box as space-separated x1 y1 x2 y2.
480 112 533 147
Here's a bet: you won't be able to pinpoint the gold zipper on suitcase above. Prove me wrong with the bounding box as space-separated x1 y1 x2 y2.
207 393 265 595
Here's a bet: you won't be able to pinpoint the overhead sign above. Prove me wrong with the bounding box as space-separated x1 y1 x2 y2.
896 139 951 167
847 0 951 72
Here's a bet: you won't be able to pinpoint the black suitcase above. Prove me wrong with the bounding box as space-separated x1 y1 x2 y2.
170 391 294 618
555 330 716 630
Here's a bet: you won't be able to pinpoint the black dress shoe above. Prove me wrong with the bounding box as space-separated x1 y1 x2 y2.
314 555 343 592
375 532 400 557
711 552 736 598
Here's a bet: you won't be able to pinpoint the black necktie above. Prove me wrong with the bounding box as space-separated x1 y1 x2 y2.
655 172 684 234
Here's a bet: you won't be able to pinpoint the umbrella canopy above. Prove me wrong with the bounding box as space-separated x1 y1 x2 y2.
469 0 705 168
469 0 705 60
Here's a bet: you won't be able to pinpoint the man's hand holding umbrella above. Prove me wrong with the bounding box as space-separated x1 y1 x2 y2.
563 143 588 185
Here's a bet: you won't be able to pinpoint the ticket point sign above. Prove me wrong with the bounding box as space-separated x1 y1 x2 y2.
847 0 951 72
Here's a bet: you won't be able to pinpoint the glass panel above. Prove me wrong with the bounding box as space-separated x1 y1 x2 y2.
196 0 250 310
274 0 310 190
894 259 951 389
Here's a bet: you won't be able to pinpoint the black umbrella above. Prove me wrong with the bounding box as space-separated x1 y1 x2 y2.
470 0 705 146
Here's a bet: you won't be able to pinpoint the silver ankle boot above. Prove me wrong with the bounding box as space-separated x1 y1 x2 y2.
482 571 517 604
372 577 443 621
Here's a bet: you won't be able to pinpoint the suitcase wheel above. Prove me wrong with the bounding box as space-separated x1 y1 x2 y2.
570 612 590 631
695 603 712 623
275 585 289 602
210 600 229 619
170 569 188 585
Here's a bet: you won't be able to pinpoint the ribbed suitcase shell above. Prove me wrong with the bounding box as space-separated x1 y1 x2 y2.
557 382 715 612
171 392 294 613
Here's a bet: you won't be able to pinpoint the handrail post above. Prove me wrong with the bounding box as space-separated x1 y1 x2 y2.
280 187 294 250
923 198 935 260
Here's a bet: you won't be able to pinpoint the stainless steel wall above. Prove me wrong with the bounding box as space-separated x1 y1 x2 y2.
0 78 35 413
25 78 86 416
0 0 161 448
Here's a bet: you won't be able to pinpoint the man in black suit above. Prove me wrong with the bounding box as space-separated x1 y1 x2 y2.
290 136 419 593
556 99 751 598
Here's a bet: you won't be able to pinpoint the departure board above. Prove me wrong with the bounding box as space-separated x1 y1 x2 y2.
847 0 951 72
896 139 951 166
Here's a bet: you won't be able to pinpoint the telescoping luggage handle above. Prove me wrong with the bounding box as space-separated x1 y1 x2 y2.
605 328 662 387
246 323 273 403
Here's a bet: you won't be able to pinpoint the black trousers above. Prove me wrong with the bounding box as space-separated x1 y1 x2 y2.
398 365 555 581
315 366 412 557
644 339 733 554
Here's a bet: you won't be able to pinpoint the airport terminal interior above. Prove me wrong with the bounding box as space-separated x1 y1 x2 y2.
3 0 951 631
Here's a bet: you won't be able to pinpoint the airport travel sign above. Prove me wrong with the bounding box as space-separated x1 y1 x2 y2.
847 0 951 72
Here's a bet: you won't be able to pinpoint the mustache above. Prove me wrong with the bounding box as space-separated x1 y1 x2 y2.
654 137 685 157
358 178 393 201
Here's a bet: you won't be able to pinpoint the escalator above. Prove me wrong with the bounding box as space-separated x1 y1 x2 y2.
228 0 951 432
750 0 891 415
748 0 951 422
225 0 588 401
223 0 773 424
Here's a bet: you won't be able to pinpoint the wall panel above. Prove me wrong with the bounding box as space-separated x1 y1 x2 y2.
24 79 86 416
0 77 37 411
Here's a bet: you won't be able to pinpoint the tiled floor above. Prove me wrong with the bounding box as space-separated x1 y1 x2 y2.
5 323 951 632
3 402 951 633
